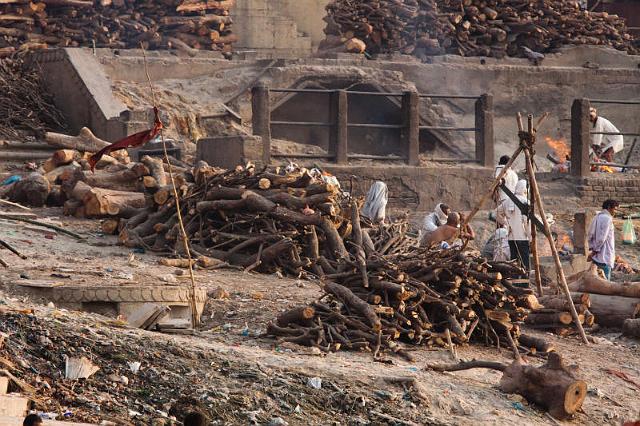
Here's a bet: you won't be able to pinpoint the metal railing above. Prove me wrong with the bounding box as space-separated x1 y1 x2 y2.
251 85 494 166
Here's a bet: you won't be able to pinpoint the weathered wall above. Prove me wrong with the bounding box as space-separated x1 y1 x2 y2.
29 49 128 141
232 0 317 58
576 175 640 204
326 165 493 211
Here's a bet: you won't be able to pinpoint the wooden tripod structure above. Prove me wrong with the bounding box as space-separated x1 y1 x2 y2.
462 112 589 345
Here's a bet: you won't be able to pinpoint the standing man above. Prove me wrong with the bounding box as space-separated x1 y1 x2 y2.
590 107 624 163
497 180 530 274
588 199 619 280
494 155 518 203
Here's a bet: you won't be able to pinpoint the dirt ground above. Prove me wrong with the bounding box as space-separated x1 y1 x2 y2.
0 206 639 425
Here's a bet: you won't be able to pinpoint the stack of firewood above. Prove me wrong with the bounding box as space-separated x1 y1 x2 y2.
0 57 66 139
101 159 537 355
526 292 595 336
321 0 638 58
0 0 235 57
269 248 539 356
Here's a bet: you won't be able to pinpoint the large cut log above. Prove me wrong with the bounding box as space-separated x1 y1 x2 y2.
525 311 573 326
582 293 640 327
7 173 50 207
45 127 110 152
430 352 587 420
568 271 640 298
83 188 146 217
622 318 640 338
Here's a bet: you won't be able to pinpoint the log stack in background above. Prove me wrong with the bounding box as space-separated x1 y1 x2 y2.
321 0 639 58
0 0 235 57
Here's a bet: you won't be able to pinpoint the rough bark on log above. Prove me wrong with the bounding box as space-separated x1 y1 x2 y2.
429 352 587 419
583 293 640 327
622 318 640 338
83 187 146 217
7 173 50 207
568 272 640 298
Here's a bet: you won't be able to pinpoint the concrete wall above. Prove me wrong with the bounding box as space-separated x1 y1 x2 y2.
29 48 129 141
233 0 316 58
326 165 493 211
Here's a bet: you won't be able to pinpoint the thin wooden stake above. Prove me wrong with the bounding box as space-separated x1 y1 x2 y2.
518 120 589 344
141 46 200 328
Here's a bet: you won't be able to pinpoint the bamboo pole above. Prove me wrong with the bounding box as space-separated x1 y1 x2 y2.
141 47 200 328
520 115 543 297
519 113 588 344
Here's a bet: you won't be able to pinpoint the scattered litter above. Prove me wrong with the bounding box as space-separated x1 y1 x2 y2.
128 361 141 374
267 417 288 426
159 274 177 284
65 356 99 380
307 377 322 390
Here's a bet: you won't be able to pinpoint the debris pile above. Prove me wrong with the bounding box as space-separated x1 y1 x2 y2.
322 0 638 58
0 303 395 424
0 57 66 139
0 0 235 56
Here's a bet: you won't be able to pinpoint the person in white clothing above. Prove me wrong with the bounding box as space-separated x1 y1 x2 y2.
590 107 624 163
420 203 449 246
497 179 530 273
361 181 388 224
494 155 518 203
587 199 619 280
482 224 510 261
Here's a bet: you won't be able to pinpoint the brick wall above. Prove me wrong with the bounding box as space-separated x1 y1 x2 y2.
576 175 640 204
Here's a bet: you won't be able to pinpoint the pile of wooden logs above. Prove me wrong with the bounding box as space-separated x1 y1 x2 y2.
269 247 539 356
567 267 640 328
0 57 66 139
322 0 638 58
526 292 595 336
1 126 189 215
0 0 235 56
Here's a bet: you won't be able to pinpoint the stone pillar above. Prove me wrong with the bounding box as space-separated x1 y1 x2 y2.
475 94 494 167
401 91 420 166
573 211 594 255
571 98 591 178
329 90 348 165
251 83 271 165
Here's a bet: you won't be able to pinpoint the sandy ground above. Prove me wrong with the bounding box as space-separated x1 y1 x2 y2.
0 206 639 425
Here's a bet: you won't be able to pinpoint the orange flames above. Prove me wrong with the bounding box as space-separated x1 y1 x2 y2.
600 165 615 173
545 137 570 161
556 233 573 251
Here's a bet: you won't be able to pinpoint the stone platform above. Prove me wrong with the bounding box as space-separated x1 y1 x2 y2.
9 283 207 327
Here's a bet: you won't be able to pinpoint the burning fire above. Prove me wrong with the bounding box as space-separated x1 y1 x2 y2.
545 137 570 162
556 233 573 252
599 165 615 173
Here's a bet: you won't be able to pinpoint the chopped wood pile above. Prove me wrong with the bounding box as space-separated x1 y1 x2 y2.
0 0 235 56
526 292 595 336
321 0 639 58
0 57 66 139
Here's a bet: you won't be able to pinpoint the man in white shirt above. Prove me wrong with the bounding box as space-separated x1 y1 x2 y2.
494 155 518 203
420 203 449 246
587 199 619 280
497 180 530 274
590 107 624 163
